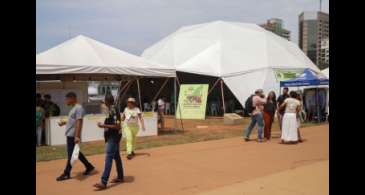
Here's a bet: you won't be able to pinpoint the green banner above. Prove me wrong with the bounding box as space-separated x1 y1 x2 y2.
274 70 303 81
176 84 209 119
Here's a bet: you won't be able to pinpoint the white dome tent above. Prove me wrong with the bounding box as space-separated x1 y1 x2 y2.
142 21 320 108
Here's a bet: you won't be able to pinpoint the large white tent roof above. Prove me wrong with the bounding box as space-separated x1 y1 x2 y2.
36 35 175 78
142 21 320 106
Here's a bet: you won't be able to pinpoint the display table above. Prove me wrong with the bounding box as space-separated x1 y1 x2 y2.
45 112 158 146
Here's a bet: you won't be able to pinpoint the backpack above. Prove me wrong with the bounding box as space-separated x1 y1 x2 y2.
245 95 255 115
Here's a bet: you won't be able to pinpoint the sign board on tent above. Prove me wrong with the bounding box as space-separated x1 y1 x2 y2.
274 70 303 81
176 84 209 120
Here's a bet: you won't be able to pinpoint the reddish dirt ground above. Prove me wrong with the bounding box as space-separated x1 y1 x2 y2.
36 124 328 195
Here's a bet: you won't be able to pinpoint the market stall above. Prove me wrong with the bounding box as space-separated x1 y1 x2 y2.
280 68 329 122
37 35 176 146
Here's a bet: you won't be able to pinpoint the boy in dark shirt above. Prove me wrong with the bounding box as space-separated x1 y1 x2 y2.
94 95 124 190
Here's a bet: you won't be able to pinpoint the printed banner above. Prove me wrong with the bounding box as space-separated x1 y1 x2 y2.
274 70 303 81
176 84 209 119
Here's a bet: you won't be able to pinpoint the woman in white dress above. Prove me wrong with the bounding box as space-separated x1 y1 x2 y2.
280 91 301 144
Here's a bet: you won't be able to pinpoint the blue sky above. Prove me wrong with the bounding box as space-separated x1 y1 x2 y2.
36 0 329 55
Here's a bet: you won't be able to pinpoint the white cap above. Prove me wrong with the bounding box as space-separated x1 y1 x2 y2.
127 97 136 103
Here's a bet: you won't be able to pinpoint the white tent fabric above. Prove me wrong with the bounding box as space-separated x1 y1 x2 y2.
37 35 175 77
142 21 320 106
321 68 329 78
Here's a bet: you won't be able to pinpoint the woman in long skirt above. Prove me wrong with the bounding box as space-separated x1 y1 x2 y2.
122 97 145 160
280 91 301 144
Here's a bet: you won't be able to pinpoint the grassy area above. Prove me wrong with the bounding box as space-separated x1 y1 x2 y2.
36 118 327 162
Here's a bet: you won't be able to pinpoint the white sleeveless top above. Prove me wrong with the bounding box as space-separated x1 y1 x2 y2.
284 98 301 113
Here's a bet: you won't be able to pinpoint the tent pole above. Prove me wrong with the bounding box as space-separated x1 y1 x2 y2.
116 80 131 107
316 88 320 123
119 80 134 109
173 77 177 131
208 78 221 95
220 79 226 115
175 76 184 131
152 78 170 102
137 78 142 111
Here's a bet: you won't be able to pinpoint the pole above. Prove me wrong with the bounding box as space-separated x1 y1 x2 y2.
173 77 177 131
137 79 142 111
152 78 169 101
220 79 226 114
316 88 320 123
208 78 221 95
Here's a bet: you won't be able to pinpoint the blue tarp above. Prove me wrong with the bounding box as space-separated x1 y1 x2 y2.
280 68 329 87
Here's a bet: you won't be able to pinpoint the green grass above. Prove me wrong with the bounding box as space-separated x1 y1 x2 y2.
36 120 327 162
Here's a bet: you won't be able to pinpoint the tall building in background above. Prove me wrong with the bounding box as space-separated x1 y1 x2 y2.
260 18 291 40
320 38 329 68
299 11 329 69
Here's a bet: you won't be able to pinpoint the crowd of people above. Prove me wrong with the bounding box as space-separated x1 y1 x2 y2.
35 93 60 146
38 86 322 190
243 87 303 144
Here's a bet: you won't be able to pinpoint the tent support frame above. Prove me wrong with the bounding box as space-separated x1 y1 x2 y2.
220 79 226 114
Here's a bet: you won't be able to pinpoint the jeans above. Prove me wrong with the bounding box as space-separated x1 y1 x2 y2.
101 138 124 185
244 113 264 140
64 136 93 175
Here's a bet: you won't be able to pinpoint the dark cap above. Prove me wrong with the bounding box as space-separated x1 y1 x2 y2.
65 92 77 98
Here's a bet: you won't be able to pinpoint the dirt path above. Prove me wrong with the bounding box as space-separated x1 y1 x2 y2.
36 124 328 195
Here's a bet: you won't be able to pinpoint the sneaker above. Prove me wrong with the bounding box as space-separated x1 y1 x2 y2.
244 137 250 142
110 177 124 183
93 182 107 190
127 154 133 160
83 165 95 175
258 139 263 143
56 173 70 181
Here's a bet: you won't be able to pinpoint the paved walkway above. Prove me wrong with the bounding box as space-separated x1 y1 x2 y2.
36 124 328 195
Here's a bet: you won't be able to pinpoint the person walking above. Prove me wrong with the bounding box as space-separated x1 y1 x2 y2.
244 89 266 142
122 98 146 160
93 95 124 190
157 97 165 130
279 91 301 144
56 92 95 181
263 91 276 141
277 87 289 130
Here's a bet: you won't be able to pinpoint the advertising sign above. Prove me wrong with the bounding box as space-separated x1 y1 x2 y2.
176 84 209 119
274 70 303 81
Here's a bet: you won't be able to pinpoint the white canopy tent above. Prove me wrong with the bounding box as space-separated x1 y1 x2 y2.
36 35 176 79
321 68 329 79
142 21 320 107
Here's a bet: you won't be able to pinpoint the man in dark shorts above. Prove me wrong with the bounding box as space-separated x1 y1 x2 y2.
277 87 289 131
56 92 95 181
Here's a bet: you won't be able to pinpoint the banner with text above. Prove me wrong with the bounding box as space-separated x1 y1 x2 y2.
274 69 304 81
176 84 209 120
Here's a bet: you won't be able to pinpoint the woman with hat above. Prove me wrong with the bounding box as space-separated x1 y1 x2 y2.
122 97 145 160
